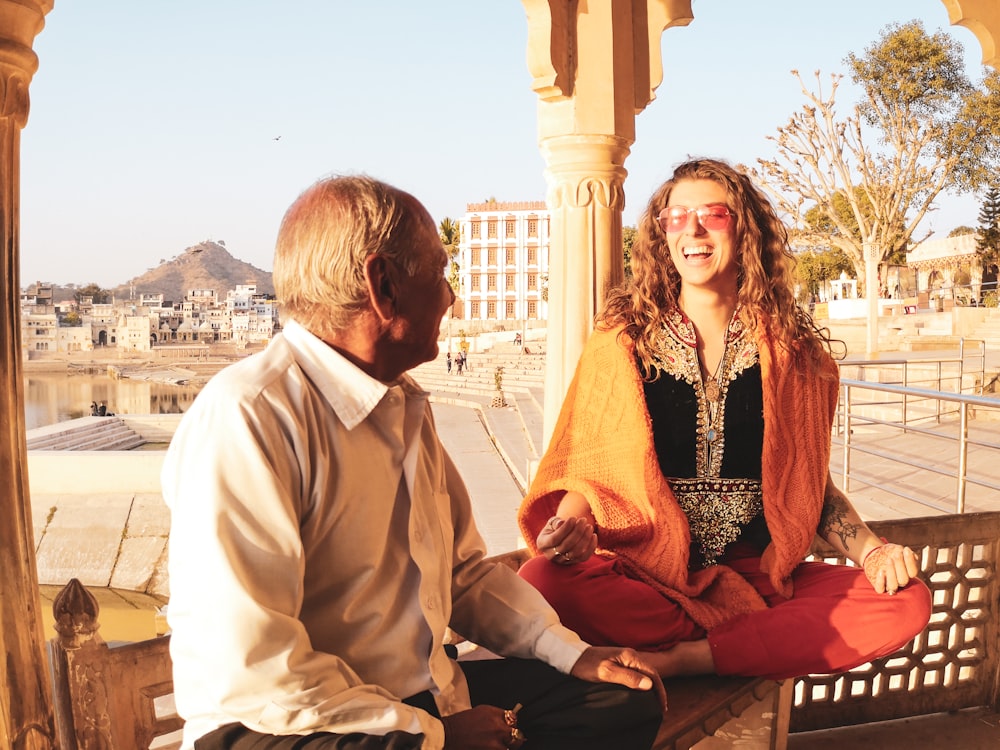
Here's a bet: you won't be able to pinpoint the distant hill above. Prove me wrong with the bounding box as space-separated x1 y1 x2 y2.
108 240 274 305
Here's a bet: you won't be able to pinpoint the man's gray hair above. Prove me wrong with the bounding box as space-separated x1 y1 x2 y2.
273 174 427 333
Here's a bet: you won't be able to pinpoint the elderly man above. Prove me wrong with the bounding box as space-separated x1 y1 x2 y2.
162 175 663 750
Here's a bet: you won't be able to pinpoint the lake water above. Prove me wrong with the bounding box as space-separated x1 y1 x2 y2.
24 372 204 431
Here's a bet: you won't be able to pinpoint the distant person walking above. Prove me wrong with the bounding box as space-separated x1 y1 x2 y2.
446 351 452 374
456 350 465 376
90 401 99 416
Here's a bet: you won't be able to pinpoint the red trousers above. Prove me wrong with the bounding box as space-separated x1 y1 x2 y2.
519 547 932 680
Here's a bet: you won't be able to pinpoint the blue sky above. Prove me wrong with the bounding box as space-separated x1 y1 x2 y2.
19 1 990 289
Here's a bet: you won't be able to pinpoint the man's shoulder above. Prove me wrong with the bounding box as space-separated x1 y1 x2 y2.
198 336 300 403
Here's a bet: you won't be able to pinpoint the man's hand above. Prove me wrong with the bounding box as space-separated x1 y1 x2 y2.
862 542 920 595
571 647 667 709
536 515 597 565
442 705 525 750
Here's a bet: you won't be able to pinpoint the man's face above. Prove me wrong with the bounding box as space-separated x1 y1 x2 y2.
387 210 456 372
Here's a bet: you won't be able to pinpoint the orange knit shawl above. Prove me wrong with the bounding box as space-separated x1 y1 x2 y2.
518 324 840 630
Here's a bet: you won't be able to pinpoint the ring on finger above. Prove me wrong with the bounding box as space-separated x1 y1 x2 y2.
511 727 526 744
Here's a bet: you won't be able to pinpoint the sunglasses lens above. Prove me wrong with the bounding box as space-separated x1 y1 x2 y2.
700 208 731 230
660 206 731 232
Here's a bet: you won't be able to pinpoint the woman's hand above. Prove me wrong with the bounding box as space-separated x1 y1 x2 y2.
536 515 597 565
862 542 920 595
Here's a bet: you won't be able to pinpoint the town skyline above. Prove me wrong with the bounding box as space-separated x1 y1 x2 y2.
19 1 988 289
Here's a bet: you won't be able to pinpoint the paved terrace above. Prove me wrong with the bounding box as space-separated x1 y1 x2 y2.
26 345 1000 747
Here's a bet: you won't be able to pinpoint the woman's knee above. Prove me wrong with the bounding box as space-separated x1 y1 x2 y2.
895 577 933 639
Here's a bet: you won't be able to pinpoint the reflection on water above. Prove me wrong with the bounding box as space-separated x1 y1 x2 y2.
24 373 204 431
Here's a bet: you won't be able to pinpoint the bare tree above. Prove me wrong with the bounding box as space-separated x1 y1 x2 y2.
750 21 1000 295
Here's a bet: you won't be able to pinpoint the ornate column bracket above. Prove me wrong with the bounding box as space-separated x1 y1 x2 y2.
523 0 693 106
523 0 575 101
942 0 1000 67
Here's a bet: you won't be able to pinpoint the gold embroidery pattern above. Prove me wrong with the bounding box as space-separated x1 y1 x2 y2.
649 309 759 477
671 478 764 566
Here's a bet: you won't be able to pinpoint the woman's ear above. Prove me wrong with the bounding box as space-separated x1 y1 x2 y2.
365 255 397 323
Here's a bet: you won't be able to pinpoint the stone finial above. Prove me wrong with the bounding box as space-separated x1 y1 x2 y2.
52 578 101 649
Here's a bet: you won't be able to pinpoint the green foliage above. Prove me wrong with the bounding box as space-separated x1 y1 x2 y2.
795 248 854 301
439 217 462 292
74 283 110 304
949 226 976 237
622 226 637 279
755 21 1000 291
60 310 83 327
976 186 1000 268
494 365 504 392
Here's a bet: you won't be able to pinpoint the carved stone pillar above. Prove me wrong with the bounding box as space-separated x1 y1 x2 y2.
0 1 56 748
523 0 693 446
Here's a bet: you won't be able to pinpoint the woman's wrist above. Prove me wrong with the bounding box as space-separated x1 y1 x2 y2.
861 536 889 566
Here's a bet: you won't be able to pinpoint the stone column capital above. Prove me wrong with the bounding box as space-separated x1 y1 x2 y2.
540 134 630 211
0 0 53 125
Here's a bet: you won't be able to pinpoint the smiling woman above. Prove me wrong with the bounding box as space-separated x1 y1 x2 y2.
517 157 931 685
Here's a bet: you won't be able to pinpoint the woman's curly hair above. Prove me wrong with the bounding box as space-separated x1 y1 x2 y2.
600 157 840 380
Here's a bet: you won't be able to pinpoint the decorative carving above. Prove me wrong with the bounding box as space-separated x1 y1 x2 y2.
546 177 626 211
0 70 31 127
71 659 114 749
53 578 102 649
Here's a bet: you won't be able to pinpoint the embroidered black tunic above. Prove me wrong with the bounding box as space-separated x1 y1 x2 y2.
642 309 770 566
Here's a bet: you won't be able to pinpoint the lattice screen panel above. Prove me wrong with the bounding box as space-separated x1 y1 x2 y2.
789 513 1000 732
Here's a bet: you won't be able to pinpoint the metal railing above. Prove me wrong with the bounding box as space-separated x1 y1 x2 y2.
834 345 1000 515
837 339 986 425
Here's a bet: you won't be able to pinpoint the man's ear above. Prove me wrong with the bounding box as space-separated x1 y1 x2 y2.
365 255 397 323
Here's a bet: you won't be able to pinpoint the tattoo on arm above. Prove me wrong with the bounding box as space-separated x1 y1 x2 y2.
818 490 859 552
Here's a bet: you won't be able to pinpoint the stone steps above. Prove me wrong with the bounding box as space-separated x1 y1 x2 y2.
968 311 1000 350
27 416 146 451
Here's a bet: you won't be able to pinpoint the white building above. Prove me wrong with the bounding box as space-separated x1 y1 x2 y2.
21 312 57 355
118 314 155 353
56 325 93 354
459 201 550 322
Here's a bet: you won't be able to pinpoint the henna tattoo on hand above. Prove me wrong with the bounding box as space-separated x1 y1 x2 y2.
818 490 860 551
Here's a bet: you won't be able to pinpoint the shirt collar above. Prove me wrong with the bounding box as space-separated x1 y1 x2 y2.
280 320 428 430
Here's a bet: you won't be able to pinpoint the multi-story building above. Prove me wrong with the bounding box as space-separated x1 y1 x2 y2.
20 282 280 354
118 314 156 353
459 201 549 322
226 284 275 343
21 311 58 354
56 325 93 353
